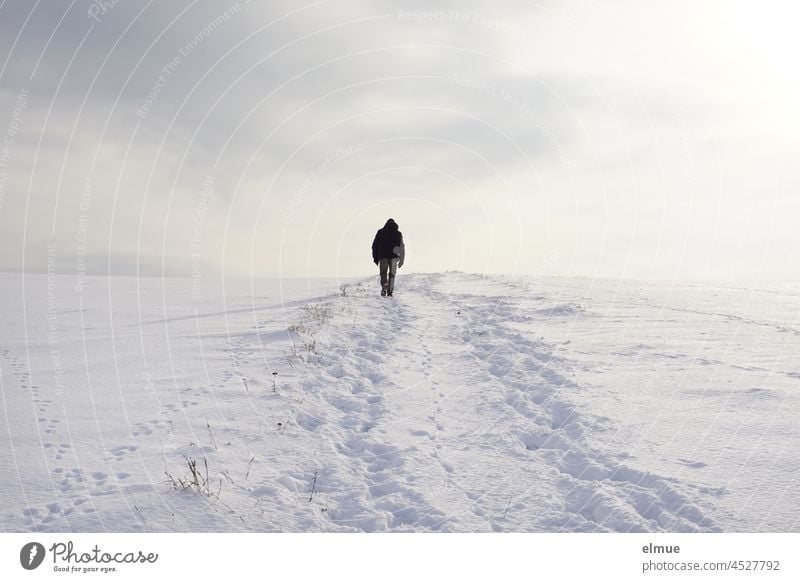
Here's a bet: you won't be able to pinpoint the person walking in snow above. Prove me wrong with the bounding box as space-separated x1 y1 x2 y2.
371 218 405 297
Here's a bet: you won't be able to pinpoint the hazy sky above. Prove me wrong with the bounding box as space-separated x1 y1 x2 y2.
1 0 798 281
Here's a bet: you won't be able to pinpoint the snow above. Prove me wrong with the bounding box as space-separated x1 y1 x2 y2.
1 271 798 532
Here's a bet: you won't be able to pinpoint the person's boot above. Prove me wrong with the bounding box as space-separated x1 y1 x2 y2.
381 284 387 296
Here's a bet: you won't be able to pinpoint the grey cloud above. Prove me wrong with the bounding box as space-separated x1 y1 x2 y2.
2 0 795 279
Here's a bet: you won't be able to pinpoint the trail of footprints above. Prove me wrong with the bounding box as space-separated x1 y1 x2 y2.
26 440 146 531
22 467 134 530
14 334 174 531
435 283 719 532
278 296 450 531
2 348 60 436
25 355 212 530
32 434 139 530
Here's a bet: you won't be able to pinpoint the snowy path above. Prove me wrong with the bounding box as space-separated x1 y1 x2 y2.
278 273 720 532
4 272 797 532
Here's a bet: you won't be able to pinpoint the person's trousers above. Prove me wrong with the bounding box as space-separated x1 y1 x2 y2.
379 258 398 292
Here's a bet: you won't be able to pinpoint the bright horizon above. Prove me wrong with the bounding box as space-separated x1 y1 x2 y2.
1 1 799 284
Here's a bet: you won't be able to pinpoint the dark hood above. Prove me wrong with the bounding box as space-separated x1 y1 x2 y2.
384 218 398 231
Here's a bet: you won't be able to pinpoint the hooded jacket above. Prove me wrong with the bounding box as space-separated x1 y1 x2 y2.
371 219 405 264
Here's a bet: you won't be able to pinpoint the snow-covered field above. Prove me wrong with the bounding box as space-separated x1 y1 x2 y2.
1 271 798 532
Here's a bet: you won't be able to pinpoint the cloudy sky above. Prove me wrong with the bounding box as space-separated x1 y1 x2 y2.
0 0 798 281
